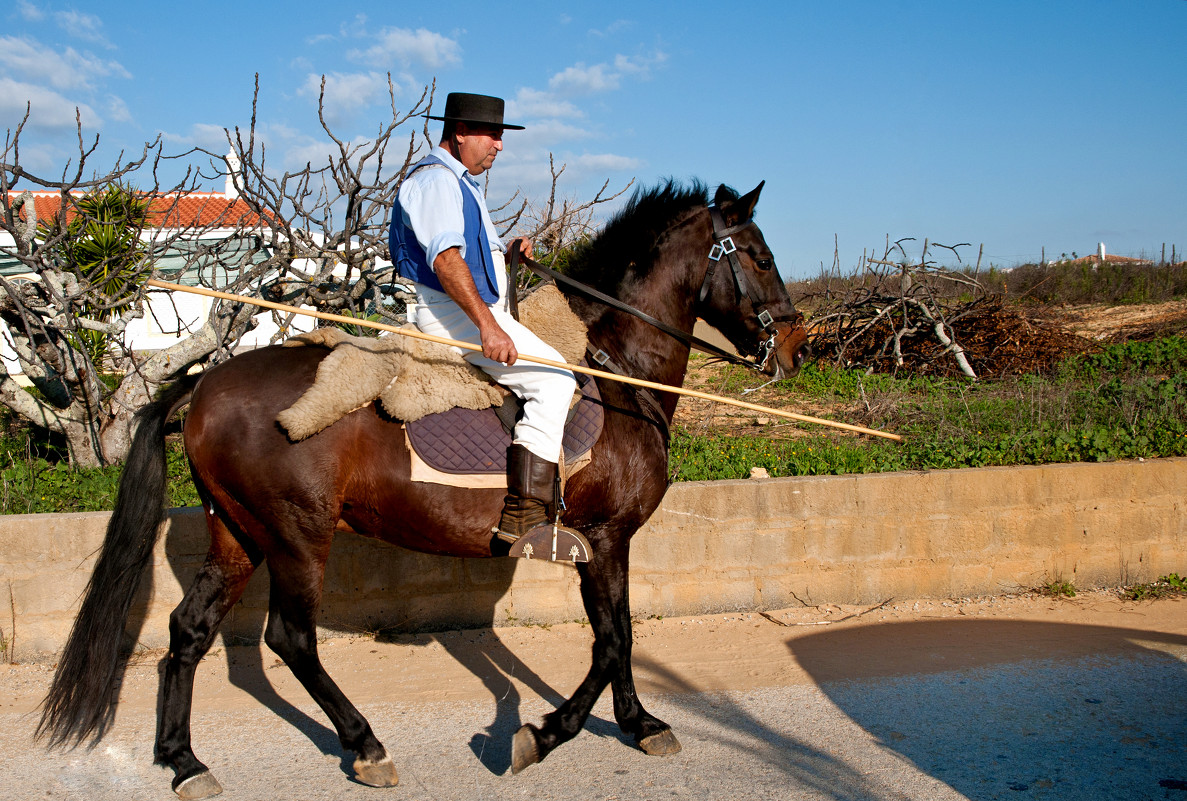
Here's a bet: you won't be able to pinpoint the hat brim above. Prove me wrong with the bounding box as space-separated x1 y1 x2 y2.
425 113 525 131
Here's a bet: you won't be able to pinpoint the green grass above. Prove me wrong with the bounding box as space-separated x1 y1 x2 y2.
1037 578 1077 598
0 434 199 514
1122 574 1187 601
669 336 1187 481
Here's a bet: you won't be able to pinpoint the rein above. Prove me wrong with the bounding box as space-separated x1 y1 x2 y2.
511 207 793 375
512 250 751 369
509 208 796 443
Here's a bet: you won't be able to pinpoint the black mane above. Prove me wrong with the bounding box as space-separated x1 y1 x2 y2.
564 180 737 293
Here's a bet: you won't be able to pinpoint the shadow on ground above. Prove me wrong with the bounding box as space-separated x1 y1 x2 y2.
628 651 900 800
156 535 621 779
790 619 1187 801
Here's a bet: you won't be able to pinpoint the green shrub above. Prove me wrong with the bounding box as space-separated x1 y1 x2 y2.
0 438 198 514
1123 574 1187 601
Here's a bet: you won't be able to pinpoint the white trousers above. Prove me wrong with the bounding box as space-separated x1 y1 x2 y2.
411 253 576 463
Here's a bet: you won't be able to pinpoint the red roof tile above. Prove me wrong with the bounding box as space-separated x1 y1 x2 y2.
12 191 265 229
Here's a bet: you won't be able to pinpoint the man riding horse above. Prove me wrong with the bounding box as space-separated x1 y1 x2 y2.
389 92 584 559
42 135 814 792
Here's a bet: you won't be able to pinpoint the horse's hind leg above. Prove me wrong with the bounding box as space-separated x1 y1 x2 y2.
156 516 259 800
513 535 680 773
262 547 398 788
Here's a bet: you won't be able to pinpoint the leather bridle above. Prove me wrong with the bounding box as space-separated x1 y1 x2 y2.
696 207 803 372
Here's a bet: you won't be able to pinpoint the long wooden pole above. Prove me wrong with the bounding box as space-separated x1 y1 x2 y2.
145 279 903 442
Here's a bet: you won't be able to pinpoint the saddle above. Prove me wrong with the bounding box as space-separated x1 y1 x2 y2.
406 370 603 487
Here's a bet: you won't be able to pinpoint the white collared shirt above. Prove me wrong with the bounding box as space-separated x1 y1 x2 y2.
396 145 504 272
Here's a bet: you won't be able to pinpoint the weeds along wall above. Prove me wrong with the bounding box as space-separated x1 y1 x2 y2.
2 458 1184 662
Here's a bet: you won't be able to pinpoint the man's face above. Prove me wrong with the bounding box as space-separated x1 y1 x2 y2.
455 123 504 175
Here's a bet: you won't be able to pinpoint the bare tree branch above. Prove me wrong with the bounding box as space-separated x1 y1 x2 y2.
2 76 630 464
800 236 981 379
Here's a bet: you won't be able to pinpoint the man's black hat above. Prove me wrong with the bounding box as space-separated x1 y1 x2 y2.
426 92 525 130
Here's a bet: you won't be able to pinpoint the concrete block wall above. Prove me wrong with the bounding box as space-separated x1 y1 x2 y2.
1 458 1183 663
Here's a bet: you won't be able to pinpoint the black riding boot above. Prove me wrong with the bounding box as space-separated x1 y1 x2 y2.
493 444 592 563
495 444 555 541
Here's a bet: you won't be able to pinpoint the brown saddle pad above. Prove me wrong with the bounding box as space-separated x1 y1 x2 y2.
405 372 603 474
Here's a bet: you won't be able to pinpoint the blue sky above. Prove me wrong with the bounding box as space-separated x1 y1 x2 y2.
3 0 1185 278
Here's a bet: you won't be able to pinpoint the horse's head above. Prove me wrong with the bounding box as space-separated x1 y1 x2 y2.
693 182 811 380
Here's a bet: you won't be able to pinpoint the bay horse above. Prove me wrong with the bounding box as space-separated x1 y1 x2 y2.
38 180 810 798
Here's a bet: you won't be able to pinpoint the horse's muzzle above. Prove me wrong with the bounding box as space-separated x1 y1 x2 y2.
764 323 811 379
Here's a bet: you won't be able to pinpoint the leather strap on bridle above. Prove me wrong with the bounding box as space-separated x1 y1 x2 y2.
696 207 804 371
701 210 802 327
699 208 759 305
583 345 672 445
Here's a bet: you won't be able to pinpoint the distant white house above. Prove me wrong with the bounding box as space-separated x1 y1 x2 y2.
0 180 394 383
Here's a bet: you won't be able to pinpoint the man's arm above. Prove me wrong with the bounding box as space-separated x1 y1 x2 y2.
434 247 517 365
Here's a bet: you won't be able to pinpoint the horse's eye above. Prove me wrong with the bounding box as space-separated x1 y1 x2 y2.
755 258 774 271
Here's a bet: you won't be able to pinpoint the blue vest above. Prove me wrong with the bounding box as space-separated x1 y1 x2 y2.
390 155 500 303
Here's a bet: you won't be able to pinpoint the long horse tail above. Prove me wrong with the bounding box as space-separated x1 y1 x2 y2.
36 373 200 747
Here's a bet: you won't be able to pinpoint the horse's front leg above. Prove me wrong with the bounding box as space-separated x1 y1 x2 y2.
512 532 680 773
591 537 682 756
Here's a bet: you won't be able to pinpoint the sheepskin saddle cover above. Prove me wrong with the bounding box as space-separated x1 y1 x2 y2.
277 284 588 442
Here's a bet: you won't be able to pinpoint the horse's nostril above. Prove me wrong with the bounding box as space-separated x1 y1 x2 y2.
795 344 812 367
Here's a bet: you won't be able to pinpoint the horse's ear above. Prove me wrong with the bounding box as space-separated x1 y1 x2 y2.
717 180 764 225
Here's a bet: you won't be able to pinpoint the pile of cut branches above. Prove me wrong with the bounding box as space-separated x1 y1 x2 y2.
801 239 1093 378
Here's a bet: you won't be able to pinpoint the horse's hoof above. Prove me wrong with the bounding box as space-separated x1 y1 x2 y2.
511 725 540 774
174 770 223 800
639 728 682 756
353 755 400 787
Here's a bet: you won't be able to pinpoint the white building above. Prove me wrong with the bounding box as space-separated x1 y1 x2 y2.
0 186 393 382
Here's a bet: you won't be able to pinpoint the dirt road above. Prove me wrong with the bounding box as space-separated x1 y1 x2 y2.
2 591 1185 800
